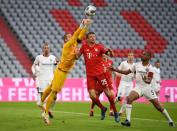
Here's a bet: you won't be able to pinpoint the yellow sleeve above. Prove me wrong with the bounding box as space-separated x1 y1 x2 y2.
78 28 87 41
64 27 82 48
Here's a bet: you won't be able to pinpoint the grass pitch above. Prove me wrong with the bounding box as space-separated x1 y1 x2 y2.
0 102 177 131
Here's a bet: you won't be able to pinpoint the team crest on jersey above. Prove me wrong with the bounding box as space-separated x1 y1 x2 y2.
86 49 89 52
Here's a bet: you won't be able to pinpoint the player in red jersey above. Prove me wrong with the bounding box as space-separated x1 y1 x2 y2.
76 32 120 123
89 55 115 117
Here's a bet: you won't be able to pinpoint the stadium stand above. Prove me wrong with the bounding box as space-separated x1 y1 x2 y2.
0 0 176 78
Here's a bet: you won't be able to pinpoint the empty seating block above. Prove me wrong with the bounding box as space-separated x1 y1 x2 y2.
0 0 176 78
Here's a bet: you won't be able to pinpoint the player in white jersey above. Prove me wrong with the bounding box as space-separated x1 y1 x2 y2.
110 51 175 127
115 52 135 116
31 43 57 118
151 60 161 96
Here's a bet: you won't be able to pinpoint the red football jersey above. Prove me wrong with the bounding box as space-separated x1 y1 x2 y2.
102 59 113 78
80 43 108 76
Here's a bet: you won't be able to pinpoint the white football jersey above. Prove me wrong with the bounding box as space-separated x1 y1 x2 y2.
131 62 154 88
34 54 56 82
153 67 161 83
118 61 135 82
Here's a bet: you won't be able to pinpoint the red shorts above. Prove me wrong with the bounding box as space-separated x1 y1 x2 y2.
87 73 113 91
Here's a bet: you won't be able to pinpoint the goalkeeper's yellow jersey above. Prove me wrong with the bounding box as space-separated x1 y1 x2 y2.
57 27 87 72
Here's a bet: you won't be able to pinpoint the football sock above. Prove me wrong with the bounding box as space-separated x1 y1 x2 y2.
162 109 173 122
119 102 126 114
126 104 132 121
41 85 52 103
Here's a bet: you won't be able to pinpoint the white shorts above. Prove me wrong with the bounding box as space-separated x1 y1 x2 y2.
36 79 51 93
117 81 133 97
133 85 157 100
152 83 160 93
36 80 51 106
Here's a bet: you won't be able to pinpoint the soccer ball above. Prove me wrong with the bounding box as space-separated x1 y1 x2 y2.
84 5 96 17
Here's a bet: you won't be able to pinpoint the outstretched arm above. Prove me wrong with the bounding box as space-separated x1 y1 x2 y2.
109 66 132 75
65 19 92 47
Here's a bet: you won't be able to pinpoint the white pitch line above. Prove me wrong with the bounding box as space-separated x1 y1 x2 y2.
53 110 177 124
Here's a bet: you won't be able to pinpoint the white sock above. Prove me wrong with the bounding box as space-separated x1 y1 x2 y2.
119 103 126 114
162 109 173 122
126 104 132 122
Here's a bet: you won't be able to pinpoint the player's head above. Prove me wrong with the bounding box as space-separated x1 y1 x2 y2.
155 60 160 68
102 54 108 61
141 51 151 62
86 32 96 45
63 34 72 43
42 43 50 56
127 51 134 62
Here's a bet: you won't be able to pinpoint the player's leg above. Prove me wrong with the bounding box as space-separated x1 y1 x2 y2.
88 89 107 120
45 70 67 113
116 82 125 115
98 73 119 122
42 69 67 124
37 92 45 111
109 105 114 116
104 88 120 122
87 75 106 110
119 97 126 116
115 81 124 102
48 94 57 119
144 88 175 127
150 98 175 127
89 89 102 117
119 84 132 116
41 85 52 103
88 89 106 110
90 101 95 116
121 89 140 127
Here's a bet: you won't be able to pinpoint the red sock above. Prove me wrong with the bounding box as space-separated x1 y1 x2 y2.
108 96 117 113
92 97 104 110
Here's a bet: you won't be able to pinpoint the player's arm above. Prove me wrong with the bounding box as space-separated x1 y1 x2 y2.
65 19 92 47
109 66 132 75
31 56 39 77
77 19 92 42
64 28 82 48
105 48 114 57
54 57 59 65
142 72 153 84
77 28 87 44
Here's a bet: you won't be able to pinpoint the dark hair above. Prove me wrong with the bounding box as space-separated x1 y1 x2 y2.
146 51 152 58
63 34 68 41
86 32 95 38
155 60 160 63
